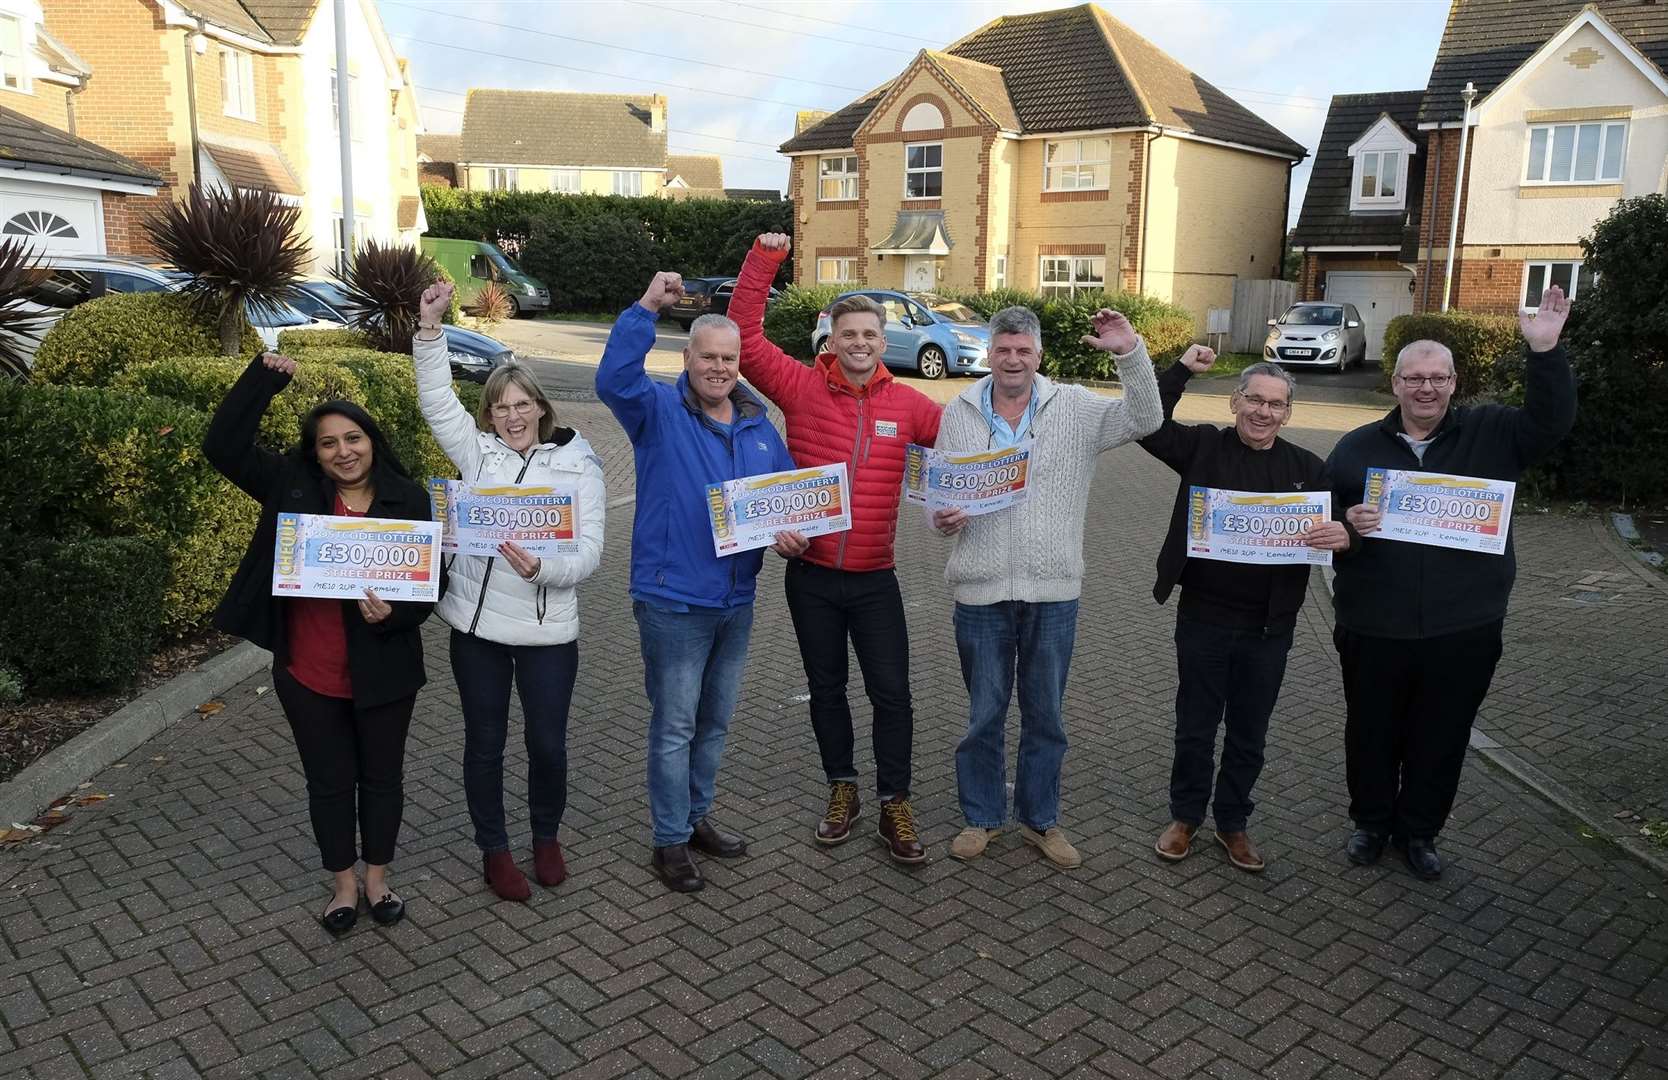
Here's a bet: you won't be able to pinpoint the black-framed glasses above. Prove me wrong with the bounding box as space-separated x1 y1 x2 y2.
1240 394 1289 413
1397 375 1453 389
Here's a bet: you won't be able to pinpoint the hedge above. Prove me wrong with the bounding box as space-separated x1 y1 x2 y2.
283 346 455 482
763 285 845 361
114 356 363 453
277 327 371 351
31 291 262 387
1380 311 1523 401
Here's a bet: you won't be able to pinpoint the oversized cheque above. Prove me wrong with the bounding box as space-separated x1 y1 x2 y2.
272 513 443 601
903 440 1031 516
429 478 580 557
1186 486 1334 566
707 463 851 555
1364 467 1515 555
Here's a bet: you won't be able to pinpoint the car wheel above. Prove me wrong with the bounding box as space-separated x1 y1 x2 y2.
507 295 522 318
812 337 829 356
917 345 947 380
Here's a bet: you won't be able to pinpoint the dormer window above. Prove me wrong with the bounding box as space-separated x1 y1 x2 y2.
1358 150 1400 202
1348 114 1415 212
0 14 28 92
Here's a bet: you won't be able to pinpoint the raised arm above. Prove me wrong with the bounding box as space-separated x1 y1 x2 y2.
1138 346 1217 471
596 272 681 444
1077 309 1163 450
1511 284 1578 465
202 352 292 500
535 448 607 589
732 234 817 404
412 282 484 478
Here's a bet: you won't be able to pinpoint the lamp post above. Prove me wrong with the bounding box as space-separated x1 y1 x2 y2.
1440 81 1477 312
334 0 355 274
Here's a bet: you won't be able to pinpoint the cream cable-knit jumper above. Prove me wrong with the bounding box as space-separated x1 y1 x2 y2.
939 339 1163 606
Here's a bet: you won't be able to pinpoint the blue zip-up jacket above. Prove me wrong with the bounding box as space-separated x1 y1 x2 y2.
597 302 795 609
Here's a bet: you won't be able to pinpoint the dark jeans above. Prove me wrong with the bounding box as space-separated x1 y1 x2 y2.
1171 615 1293 833
450 629 579 853
783 560 914 798
1335 620 1504 840
273 664 414 873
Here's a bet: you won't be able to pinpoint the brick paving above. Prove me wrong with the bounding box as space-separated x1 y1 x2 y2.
2 393 1666 1080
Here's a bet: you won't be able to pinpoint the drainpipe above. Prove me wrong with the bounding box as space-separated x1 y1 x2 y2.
1279 156 1295 285
1421 127 1441 311
183 24 206 185
1440 82 1477 312
1138 128 1160 293
66 73 88 138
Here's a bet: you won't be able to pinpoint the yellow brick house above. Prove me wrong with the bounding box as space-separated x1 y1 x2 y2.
454 90 670 198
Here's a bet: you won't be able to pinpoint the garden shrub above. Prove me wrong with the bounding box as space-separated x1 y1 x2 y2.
277 327 370 351
114 356 364 452
31 291 260 387
285 346 455 481
519 215 660 315
763 285 845 360
1380 311 1523 401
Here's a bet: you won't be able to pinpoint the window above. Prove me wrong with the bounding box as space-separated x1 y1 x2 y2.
612 171 642 196
0 15 27 92
994 255 1007 289
329 71 360 135
819 155 858 201
1525 122 1626 184
1522 261 1595 309
816 257 854 284
487 168 518 192
1039 256 1106 298
1043 138 1111 191
1356 150 1401 201
3 210 78 242
551 169 580 194
904 143 942 198
330 215 369 275
219 47 256 120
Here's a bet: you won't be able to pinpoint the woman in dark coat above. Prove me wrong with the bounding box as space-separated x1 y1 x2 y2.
204 351 434 935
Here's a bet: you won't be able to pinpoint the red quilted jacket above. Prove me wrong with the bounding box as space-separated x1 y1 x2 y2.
731 241 942 571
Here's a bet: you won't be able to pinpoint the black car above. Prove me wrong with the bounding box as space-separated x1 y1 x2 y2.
290 281 516 383
665 276 779 330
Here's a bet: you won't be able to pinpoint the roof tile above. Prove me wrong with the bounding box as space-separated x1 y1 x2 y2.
0 106 161 185
1291 92 1426 250
461 90 668 169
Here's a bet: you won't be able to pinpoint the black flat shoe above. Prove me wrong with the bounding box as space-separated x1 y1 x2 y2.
689 817 747 858
368 891 405 926
1399 837 1443 881
652 844 705 893
320 898 359 937
1346 829 1388 866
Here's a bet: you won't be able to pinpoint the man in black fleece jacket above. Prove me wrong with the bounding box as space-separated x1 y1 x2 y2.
1328 285 1577 881
1139 351 1352 872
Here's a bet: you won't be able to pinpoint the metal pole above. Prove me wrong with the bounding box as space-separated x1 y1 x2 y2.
1440 82 1477 313
333 0 355 274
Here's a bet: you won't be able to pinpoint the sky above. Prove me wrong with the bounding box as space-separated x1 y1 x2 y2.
380 0 1457 229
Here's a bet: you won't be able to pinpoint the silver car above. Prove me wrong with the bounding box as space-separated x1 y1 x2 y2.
1263 302 1367 372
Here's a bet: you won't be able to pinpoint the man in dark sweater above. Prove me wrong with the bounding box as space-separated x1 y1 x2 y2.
1139 352 1351 872
1328 285 1577 881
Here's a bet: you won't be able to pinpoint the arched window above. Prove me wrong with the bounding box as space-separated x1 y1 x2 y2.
901 101 945 131
3 211 79 241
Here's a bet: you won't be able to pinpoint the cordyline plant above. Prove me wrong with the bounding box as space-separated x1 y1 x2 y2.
332 239 444 353
468 280 514 325
0 238 49 380
145 183 308 355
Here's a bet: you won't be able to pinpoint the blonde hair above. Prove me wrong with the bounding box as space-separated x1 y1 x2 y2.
828 294 886 331
478 363 559 444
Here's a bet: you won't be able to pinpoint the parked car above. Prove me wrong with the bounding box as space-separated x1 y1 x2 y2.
419 237 550 316
1263 302 1367 372
665 275 780 330
811 290 990 380
289 280 516 384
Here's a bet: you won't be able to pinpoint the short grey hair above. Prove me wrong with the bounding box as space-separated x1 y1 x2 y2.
1236 361 1297 402
689 313 739 342
1393 339 1455 377
988 305 1043 351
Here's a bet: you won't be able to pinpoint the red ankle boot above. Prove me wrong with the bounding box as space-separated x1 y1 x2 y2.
483 851 530 902
533 839 567 887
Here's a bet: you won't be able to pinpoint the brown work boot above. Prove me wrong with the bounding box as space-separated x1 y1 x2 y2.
1154 820 1198 862
815 781 860 845
876 797 926 864
1215 829 1266 873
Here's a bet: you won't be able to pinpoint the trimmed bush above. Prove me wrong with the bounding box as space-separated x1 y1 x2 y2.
284 346 455 481
0 536 169 692
763 285 845 360
520 215 660 315
277 327 370 351
454 378 484 419
32 291 261 387
1380 311 1523 401
115 356 364 453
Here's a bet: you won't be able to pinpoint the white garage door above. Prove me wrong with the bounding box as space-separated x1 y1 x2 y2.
1326 271 1412 363
0 179 103 256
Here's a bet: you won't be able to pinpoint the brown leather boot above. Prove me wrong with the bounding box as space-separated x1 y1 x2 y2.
483 851 531 902
533 838 567 887
816 781 860 845
1215 829 1266 872
1154 820 1198 862
876 798 926 864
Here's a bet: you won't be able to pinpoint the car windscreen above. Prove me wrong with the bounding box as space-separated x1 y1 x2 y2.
489 251 519 276
1280 305 1343 326
925 300 979 322
253 301 313 327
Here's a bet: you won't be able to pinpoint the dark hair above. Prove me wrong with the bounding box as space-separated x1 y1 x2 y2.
297 400 413 481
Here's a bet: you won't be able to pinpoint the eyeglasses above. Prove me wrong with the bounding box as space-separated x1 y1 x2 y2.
490 399 539 418
1397 374 1453 389
1239 394 1289 414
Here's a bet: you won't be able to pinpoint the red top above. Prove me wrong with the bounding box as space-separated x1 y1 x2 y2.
284 495 361 699
730 240 943 572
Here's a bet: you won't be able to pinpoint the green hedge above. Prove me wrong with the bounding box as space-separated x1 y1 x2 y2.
0 537 169 693
114 356 363 452
284 346 454 481
1380 311 1523 401
277 327 371 351
763 285 845 361
31 292 262 386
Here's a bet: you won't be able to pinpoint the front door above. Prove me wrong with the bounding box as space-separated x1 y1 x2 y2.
904 256 934 292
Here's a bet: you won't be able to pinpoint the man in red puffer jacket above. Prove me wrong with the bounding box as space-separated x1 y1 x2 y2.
730 233 942 864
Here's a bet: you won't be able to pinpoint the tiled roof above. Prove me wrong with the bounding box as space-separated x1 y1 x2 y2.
781 4 1301 158
201 139 302 195
461 91 668 168
171 0 273 43
1291 92 1426 249
725 188 781 201
666 153 723 189
416 133 461 163
925 52 1018 130
0 106 161 185
241 0 320 46
1421 1 1668 124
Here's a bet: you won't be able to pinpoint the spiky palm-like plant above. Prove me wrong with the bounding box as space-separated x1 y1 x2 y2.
0 239 50 380
468 280 514 326
332 239 443 354
145 183 309 355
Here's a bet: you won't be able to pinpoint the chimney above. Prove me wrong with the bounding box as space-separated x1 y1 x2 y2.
649 94 667 134
796 109 832 135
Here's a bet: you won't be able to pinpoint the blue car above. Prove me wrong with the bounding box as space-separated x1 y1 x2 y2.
811 290 990 380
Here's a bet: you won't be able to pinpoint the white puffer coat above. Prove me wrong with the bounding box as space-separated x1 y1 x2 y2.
414 333 606 645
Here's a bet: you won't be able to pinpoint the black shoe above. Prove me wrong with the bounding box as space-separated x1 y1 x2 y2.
319 895 360 937
1346 829 1388 866
368 890 405 927
652 844 705 893
1401 837 1443 881
689 817 747 858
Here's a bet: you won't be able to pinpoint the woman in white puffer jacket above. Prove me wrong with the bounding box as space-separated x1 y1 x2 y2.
413 283 605 902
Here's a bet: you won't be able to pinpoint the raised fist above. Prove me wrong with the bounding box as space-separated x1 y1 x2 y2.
419 282 453 326
260 352 297 375
638 271 685 314
757 232 791 254
1179 344 1216 373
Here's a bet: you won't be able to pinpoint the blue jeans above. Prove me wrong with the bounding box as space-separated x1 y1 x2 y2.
634 600 755 847
953 600 1078 831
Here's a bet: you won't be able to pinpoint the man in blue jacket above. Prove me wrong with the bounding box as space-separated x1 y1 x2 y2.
597 270 796 894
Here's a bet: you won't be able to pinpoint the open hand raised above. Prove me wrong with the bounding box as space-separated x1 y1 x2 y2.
1080 309 1139 355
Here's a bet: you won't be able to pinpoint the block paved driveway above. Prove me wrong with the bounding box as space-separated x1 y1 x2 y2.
2 391 1666 1080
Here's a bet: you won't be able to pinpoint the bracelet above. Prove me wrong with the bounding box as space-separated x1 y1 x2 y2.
418 322 441 331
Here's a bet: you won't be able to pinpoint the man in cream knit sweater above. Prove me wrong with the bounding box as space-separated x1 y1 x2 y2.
933 305 1162 868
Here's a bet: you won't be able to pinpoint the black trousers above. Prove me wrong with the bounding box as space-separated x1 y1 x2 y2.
783 559 913 798
273 664 415 873
1334 620 1504 840
1171 615 1293 833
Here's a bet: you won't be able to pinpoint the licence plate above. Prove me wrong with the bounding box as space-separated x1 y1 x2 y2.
1283 349 1314 358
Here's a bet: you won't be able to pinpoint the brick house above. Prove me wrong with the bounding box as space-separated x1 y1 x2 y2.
0 1 161 254
663 152 723 200
40 0 425 274
451 90 671 198
1294 1 1668 358
777 3 1305 331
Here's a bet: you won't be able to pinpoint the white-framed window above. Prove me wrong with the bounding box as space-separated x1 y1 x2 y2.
993 255 1007 289
219 46 256 120
0 15 28 92
1525 121 1627 184
487 168 517 192
818 154 858 201
1039 256 1106 298
816 257 854 284
331 214 371 275
551 169 580 194
1355 149 1402 203
1522 261 1595 309
1043 138 1111 191
904 142 942 198
612 171 642 196
329 70 360 136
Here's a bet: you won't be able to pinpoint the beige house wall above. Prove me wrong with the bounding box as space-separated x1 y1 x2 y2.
460 165 666 196
984 136 1018 289
1 79 72 129
797 151 860 285
1007 134 1134 291
861 133 984 291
